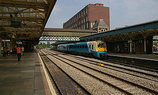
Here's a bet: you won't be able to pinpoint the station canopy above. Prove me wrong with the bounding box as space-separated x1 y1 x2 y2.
80 20 158 42
0 0 56 44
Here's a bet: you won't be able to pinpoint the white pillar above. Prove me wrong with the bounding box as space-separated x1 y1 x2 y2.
128 40 132 55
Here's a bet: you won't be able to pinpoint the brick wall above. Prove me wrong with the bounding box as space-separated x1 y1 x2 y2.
88 4 110 28
63 3 110 29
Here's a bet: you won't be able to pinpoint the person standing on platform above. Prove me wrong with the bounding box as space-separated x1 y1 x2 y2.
2 47 6 57
21 46 24 55
16 45 21 61
12 46 16 56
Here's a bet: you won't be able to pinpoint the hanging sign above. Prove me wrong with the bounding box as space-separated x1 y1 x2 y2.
16 41 22 44
128 40 132 43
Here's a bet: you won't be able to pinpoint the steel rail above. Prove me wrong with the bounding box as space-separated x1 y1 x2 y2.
50 54 133 95
51 53 158 95
107 55 158 72
39 50 92 95
72 55 158 82
45 49 158 82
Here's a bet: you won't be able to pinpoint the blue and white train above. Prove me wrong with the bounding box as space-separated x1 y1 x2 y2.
57 41 107 59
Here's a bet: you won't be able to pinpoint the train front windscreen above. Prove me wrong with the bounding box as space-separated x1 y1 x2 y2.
97 41 106 48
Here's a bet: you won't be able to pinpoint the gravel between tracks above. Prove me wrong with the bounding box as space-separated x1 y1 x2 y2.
43 50 158 94
47 55 125 95
59 54 158 92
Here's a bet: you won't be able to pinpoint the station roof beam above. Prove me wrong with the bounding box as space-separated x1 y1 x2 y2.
0 0 57 44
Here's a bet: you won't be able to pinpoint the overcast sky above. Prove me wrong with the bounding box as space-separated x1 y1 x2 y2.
45 0 158 30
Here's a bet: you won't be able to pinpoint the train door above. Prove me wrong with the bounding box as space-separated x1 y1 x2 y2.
88 43 91 53
91 42 95 51
67 45 70 51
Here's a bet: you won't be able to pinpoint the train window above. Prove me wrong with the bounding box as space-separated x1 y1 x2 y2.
91 45 93 50
85 45 87 48
80 46 81 48
82 46 84 48
97 41 106 48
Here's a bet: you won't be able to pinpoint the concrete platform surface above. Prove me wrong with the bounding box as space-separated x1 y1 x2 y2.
0 52 51 95
108 53 158 61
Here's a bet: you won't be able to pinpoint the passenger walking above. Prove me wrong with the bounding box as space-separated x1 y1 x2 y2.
21 46 24 55
14 46 17 56
16 45 21 61
6 47 9 55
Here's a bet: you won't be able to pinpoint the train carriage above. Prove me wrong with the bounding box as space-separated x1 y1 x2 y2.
57 41 107 59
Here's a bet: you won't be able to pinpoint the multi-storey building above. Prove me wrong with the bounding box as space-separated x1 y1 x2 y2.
63 3 110 30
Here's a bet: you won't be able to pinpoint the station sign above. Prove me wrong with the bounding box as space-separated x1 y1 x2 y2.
1 39 10 42
16 41 22 44
128 40 132 43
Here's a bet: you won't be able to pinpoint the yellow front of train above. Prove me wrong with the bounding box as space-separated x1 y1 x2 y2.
95 41 107 58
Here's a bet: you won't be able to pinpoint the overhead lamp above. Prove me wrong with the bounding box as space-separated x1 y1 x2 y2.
12 34 15 38
10 13 21 28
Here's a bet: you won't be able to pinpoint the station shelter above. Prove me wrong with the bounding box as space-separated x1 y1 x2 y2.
80 20 158 54
0 0 57 55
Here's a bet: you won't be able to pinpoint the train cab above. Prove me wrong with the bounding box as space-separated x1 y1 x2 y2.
88 41 107 59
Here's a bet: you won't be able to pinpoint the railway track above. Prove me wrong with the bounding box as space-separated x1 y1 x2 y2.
41 49 158 94
39 51 91 95
49 49 158 82
107 55 158 73
73 55 158 82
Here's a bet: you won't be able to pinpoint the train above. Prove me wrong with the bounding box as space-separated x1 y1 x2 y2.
57 41 107 59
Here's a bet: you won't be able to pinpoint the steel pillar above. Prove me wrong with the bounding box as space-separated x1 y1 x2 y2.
144 39 146 54
130 42 132 55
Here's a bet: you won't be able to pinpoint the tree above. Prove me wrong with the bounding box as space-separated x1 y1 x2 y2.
47 41 50 48
36 43 47 49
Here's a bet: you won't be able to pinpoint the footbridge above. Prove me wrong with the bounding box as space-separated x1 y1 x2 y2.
39 28 96 41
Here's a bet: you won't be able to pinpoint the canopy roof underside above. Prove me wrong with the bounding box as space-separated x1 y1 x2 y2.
0 0 56 43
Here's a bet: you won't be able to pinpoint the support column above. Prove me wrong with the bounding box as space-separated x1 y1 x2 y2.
0 38 1 55
130 42 132 55
4 41 7 53
144 39 146 54
128 40 132 55
10 39 14 53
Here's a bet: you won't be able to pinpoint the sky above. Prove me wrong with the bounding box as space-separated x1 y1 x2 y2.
45 0 158 30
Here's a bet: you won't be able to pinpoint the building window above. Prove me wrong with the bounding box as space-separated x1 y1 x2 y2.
91 22 93 28
81 12 83 17
85 8 87 14
86 16 88 22
87 23 89 28
90 22 95 28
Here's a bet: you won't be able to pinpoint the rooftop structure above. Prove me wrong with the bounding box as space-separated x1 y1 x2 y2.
93 19 109 33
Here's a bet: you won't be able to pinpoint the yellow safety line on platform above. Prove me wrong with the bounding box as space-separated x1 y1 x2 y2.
38 53 57 95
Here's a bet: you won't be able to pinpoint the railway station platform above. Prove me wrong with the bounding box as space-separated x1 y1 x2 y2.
0 52 51 95
108 53 158 61
107 52 158 70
